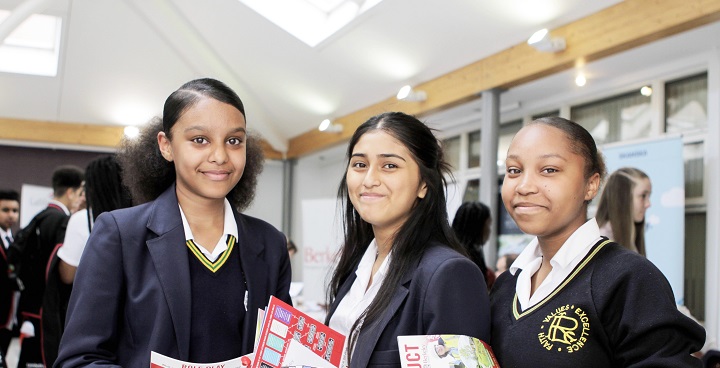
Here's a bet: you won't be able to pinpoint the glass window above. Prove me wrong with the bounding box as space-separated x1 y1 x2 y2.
468 130 481 168
571 91 651 145
666 73 708 133
532 110 560 120
684 211 705 320
684 142 704 199
0 10 63 76
443 136 461 171
497 120 523 167
463 179 479 202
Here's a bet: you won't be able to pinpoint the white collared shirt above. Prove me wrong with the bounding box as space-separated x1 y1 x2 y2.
510 218 602 311
0 227 12 249
179 199 239 262
49 199 71 216
329 239 392 337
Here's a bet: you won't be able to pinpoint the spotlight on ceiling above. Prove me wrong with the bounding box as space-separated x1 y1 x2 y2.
575 73 587 87
640 86 653 96
318 119 343 133
528 28 566 53
396 85 427 102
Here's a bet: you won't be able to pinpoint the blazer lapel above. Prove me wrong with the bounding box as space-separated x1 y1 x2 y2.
350 272 412 368
146 185 192 359
234 212 270 353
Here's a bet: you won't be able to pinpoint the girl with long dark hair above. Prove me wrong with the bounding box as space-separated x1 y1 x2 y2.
325 112 490 368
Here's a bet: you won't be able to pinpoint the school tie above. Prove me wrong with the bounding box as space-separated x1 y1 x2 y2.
4 235 11 248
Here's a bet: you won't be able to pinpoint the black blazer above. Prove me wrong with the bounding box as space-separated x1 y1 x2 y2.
55 185 292 367
326 243 491 368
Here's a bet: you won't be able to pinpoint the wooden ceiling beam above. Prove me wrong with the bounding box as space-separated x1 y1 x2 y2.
0 117 285 160
286 0 720 158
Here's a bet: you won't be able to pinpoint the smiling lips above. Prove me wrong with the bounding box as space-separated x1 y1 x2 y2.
512 202 545 214
359 192 384 201
202 169 231 180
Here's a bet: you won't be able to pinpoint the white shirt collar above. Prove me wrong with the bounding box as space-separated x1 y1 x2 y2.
0 227 11 248
48 199 70 215
328 239 393 339
510 218 602 310
179 198 239 261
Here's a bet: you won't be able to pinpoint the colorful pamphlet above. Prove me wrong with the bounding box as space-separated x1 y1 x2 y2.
251 296 345 368
150 351 253 368
396 334 499 368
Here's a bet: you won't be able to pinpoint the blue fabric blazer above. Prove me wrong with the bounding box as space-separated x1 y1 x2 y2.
54 185 292 367
325 243 491 368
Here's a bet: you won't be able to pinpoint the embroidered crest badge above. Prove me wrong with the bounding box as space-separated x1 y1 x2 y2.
538 304 590 353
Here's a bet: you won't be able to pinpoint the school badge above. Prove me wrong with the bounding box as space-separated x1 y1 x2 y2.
537 304 590 353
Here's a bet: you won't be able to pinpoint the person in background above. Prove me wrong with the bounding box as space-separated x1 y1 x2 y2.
12 165 84 367
325 112 490 368
287 238 297 258
452 201 495 289
41 155 133 366
595 167 651 256
490 117 704 367
0 189 20 363
55 78 292 367
494 253 518 278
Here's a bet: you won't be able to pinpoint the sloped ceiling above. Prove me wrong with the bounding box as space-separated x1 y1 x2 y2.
0 0 624 152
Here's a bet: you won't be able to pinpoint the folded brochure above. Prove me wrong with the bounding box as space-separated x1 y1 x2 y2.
150 351 253 368
252 296 345 368
397 334 499 368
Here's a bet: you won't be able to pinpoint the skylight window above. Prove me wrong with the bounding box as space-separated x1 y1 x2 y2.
239 0 383 47
0 10 62 77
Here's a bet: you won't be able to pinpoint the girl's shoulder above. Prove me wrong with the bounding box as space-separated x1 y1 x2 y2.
420 241 469 263
589 241 670 290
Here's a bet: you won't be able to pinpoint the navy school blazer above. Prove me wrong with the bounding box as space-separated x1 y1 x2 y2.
325 243 491 368
54 185 292 367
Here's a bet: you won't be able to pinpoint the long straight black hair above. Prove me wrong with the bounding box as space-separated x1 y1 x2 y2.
326 112 464 357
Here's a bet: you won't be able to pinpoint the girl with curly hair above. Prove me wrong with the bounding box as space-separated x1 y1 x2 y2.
56 78 292 367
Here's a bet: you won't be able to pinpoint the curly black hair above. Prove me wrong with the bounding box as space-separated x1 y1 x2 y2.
117 116 264 212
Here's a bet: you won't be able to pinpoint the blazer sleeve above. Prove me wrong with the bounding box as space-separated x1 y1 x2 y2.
422 256 491 343
54 213 125 368
593 255 705 368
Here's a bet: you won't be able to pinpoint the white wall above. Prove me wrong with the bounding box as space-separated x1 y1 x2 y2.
290 143 347 286
244 160 284 231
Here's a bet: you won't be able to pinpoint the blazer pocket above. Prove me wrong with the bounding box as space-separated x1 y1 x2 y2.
367 349 400 367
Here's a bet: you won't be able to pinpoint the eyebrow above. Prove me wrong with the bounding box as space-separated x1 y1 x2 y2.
351 153 407 161
506 153 567 161
184 126 246 134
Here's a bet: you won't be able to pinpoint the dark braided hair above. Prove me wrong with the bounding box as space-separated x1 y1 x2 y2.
83 155 133 226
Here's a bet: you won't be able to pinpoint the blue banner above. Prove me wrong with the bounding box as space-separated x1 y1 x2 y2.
599 136 685 303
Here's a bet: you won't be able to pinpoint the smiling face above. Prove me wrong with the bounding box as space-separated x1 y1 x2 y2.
158 97 247 205
632 177 652 222
501 124 600 243
346 130 427 238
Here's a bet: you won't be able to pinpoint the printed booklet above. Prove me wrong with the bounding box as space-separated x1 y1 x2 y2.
150 351 253 368
397 334 499 368
251 296 346 368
